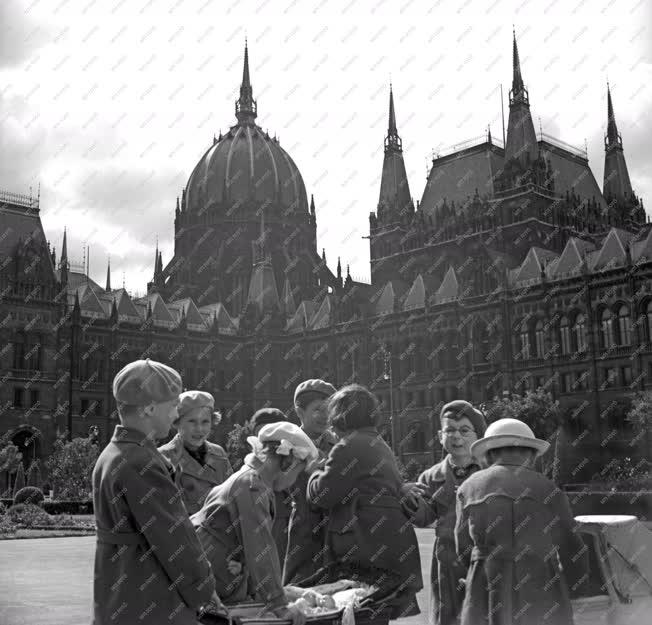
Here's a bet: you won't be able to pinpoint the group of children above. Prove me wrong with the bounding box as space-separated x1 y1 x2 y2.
92 359 589 625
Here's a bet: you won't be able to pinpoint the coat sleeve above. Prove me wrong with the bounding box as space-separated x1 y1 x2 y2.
121 451 216 609
233 480 286 609
410 470 438 527
552 488 589 594
306 439 362 509
454 489 473 563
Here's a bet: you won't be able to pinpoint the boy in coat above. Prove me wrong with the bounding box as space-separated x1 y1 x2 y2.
158 390 233 515
455 418 589 625
283 379 338 585
92 359 217 625
411 400 486 625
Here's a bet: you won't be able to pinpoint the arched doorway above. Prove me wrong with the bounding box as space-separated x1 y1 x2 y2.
2 426 43 495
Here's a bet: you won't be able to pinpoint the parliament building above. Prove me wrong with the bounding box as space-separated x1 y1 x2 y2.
1 37 649 488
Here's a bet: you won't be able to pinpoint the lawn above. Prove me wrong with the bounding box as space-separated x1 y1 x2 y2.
0 529 435 625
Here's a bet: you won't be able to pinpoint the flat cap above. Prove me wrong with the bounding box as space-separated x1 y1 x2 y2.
177 390 216 420
250 407 287 432
113 359 182 406
440 400 487 437
294 379 337 404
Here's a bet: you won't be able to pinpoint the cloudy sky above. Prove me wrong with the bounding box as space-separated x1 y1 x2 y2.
1 0 651 295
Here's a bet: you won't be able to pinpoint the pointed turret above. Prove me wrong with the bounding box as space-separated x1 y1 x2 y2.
376 85 414 225
603 84 634 203
310 194 316 216
235 40 257 125
59 228 69 287
504 31 539 167
282 278 296 316
105 257 112 292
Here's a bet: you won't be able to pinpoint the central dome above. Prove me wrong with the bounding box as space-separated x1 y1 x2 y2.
185 124 308 217
184 44 308 219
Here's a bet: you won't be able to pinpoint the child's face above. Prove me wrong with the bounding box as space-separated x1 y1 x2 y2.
145 397 180 440
177 409 213 448
438 415 477 458
296 398 329 437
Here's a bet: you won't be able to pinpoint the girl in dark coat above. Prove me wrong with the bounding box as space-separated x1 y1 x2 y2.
307 384 423 619
455 418 589 625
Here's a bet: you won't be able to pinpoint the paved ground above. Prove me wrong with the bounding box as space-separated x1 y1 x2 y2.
0 530 436 625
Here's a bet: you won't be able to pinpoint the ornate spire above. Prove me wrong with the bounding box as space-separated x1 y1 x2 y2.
310 194 316 215
153 239 159 280
606 82 622 148
603 84 633 203
337 257 342 281
512 29 524 96
59 228 68 268
487 125 492 144
105 256 111 292
384 84 402 153
235 40 257 124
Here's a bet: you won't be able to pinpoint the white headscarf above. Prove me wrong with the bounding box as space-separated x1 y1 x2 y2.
247 421 319 471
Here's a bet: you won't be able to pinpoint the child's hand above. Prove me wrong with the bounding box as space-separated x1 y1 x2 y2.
227 560 242 575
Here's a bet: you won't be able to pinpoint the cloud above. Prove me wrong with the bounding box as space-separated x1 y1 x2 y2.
0 1 51 68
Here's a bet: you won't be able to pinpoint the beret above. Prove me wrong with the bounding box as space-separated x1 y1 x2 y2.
176 390 218 422
440 400 487 437
113 359 182 406
294 379 337 404
250 407 287 432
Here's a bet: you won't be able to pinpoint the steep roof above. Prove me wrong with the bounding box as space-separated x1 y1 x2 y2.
286 301 318 334
198 302 238 334
512 247 559 285
168 298 208 332
112 289 142 323
420 143 504 218
590 228 633 271
310 295 333 330
434 266 459 304
552 237 595 278
403 274 426 311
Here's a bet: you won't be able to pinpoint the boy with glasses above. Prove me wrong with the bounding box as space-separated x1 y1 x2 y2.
411 400 486 625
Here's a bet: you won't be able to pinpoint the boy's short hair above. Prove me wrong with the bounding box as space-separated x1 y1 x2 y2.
328 384 379 432
487 446 537 463
116 402 144 421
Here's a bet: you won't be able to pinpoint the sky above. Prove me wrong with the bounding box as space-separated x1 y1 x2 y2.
1 0 651 296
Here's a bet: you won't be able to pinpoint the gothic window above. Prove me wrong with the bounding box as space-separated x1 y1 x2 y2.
601 309 615 349
560 317 571 355
474 322 489 362
519 323 531 360
13 333 25 369
647 301 652 342
617 305 631 346
574 314 587 352
535 320 545 358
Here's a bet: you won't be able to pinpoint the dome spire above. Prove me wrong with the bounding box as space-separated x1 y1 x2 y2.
236 40 257 124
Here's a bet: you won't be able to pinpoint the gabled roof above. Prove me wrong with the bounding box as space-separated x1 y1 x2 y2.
374 281 395 315
632 228 652 264
169 298 208 332
112 289 142 323
513 247 559 284
135 292 175 328
434 266 459 304
198 302 239 335
403 274 426 311
310 295 333 330
591 228 633 271
59 270 105 293
75 284 106 319
286 301 318 334
552 237 595 278
282 278 297 316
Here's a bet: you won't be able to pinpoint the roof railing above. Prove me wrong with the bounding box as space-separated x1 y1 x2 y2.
432 134 504 160
538 132 588 159
0 189 39 210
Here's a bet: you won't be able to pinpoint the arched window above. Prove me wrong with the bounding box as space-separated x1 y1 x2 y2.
617 305 631 346
574 314 587 352
601 309 615 349
474 322 489 362
560 317 571 355
647 301 652 343
535 320 545 358
519 322 531 360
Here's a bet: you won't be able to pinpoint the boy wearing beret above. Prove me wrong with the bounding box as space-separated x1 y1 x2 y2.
158 390 233 516
283 379 338 584
411 400 486 625
92 359 217 625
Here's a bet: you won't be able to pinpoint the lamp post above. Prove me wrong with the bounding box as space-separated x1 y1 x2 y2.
381 344 396 455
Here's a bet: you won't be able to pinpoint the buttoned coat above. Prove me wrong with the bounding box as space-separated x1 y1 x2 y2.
92 425 215 625
158 433 233 516
190 455 286 610
283 428 338 585
455 461 589 625
307 426 423 616
415 456 480 625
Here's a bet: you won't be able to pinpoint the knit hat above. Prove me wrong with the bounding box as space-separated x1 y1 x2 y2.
113 359 182 406
176 390 221 425
440 400 487 437
294 379 337 405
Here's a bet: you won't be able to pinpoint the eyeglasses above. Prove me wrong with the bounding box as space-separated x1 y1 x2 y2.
442 426 476 436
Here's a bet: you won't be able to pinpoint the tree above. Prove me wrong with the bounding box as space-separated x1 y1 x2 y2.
484 388 565 483
225 422 254 471
0 432 23 476
12 462 26 498
45 433 100 500
627 391 652 461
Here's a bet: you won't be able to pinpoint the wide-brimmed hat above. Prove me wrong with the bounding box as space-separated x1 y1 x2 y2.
471 418 550 459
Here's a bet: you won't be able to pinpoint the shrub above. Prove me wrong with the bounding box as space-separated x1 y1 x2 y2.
0 515 16 535
225 422 254 471
14 487 45 506
42 500 94 515
0 501 6 516
12 463 26 498
7 503 54 527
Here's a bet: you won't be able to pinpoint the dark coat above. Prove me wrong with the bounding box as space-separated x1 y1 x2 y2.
158 434 233 515
92 425 215 625
455 461 589 625
283 428 337 584
190 455 286 610
307 426 423 616
415 456 481 625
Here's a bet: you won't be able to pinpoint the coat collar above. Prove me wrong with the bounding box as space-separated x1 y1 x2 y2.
493 459 537 472
111 424 158 448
